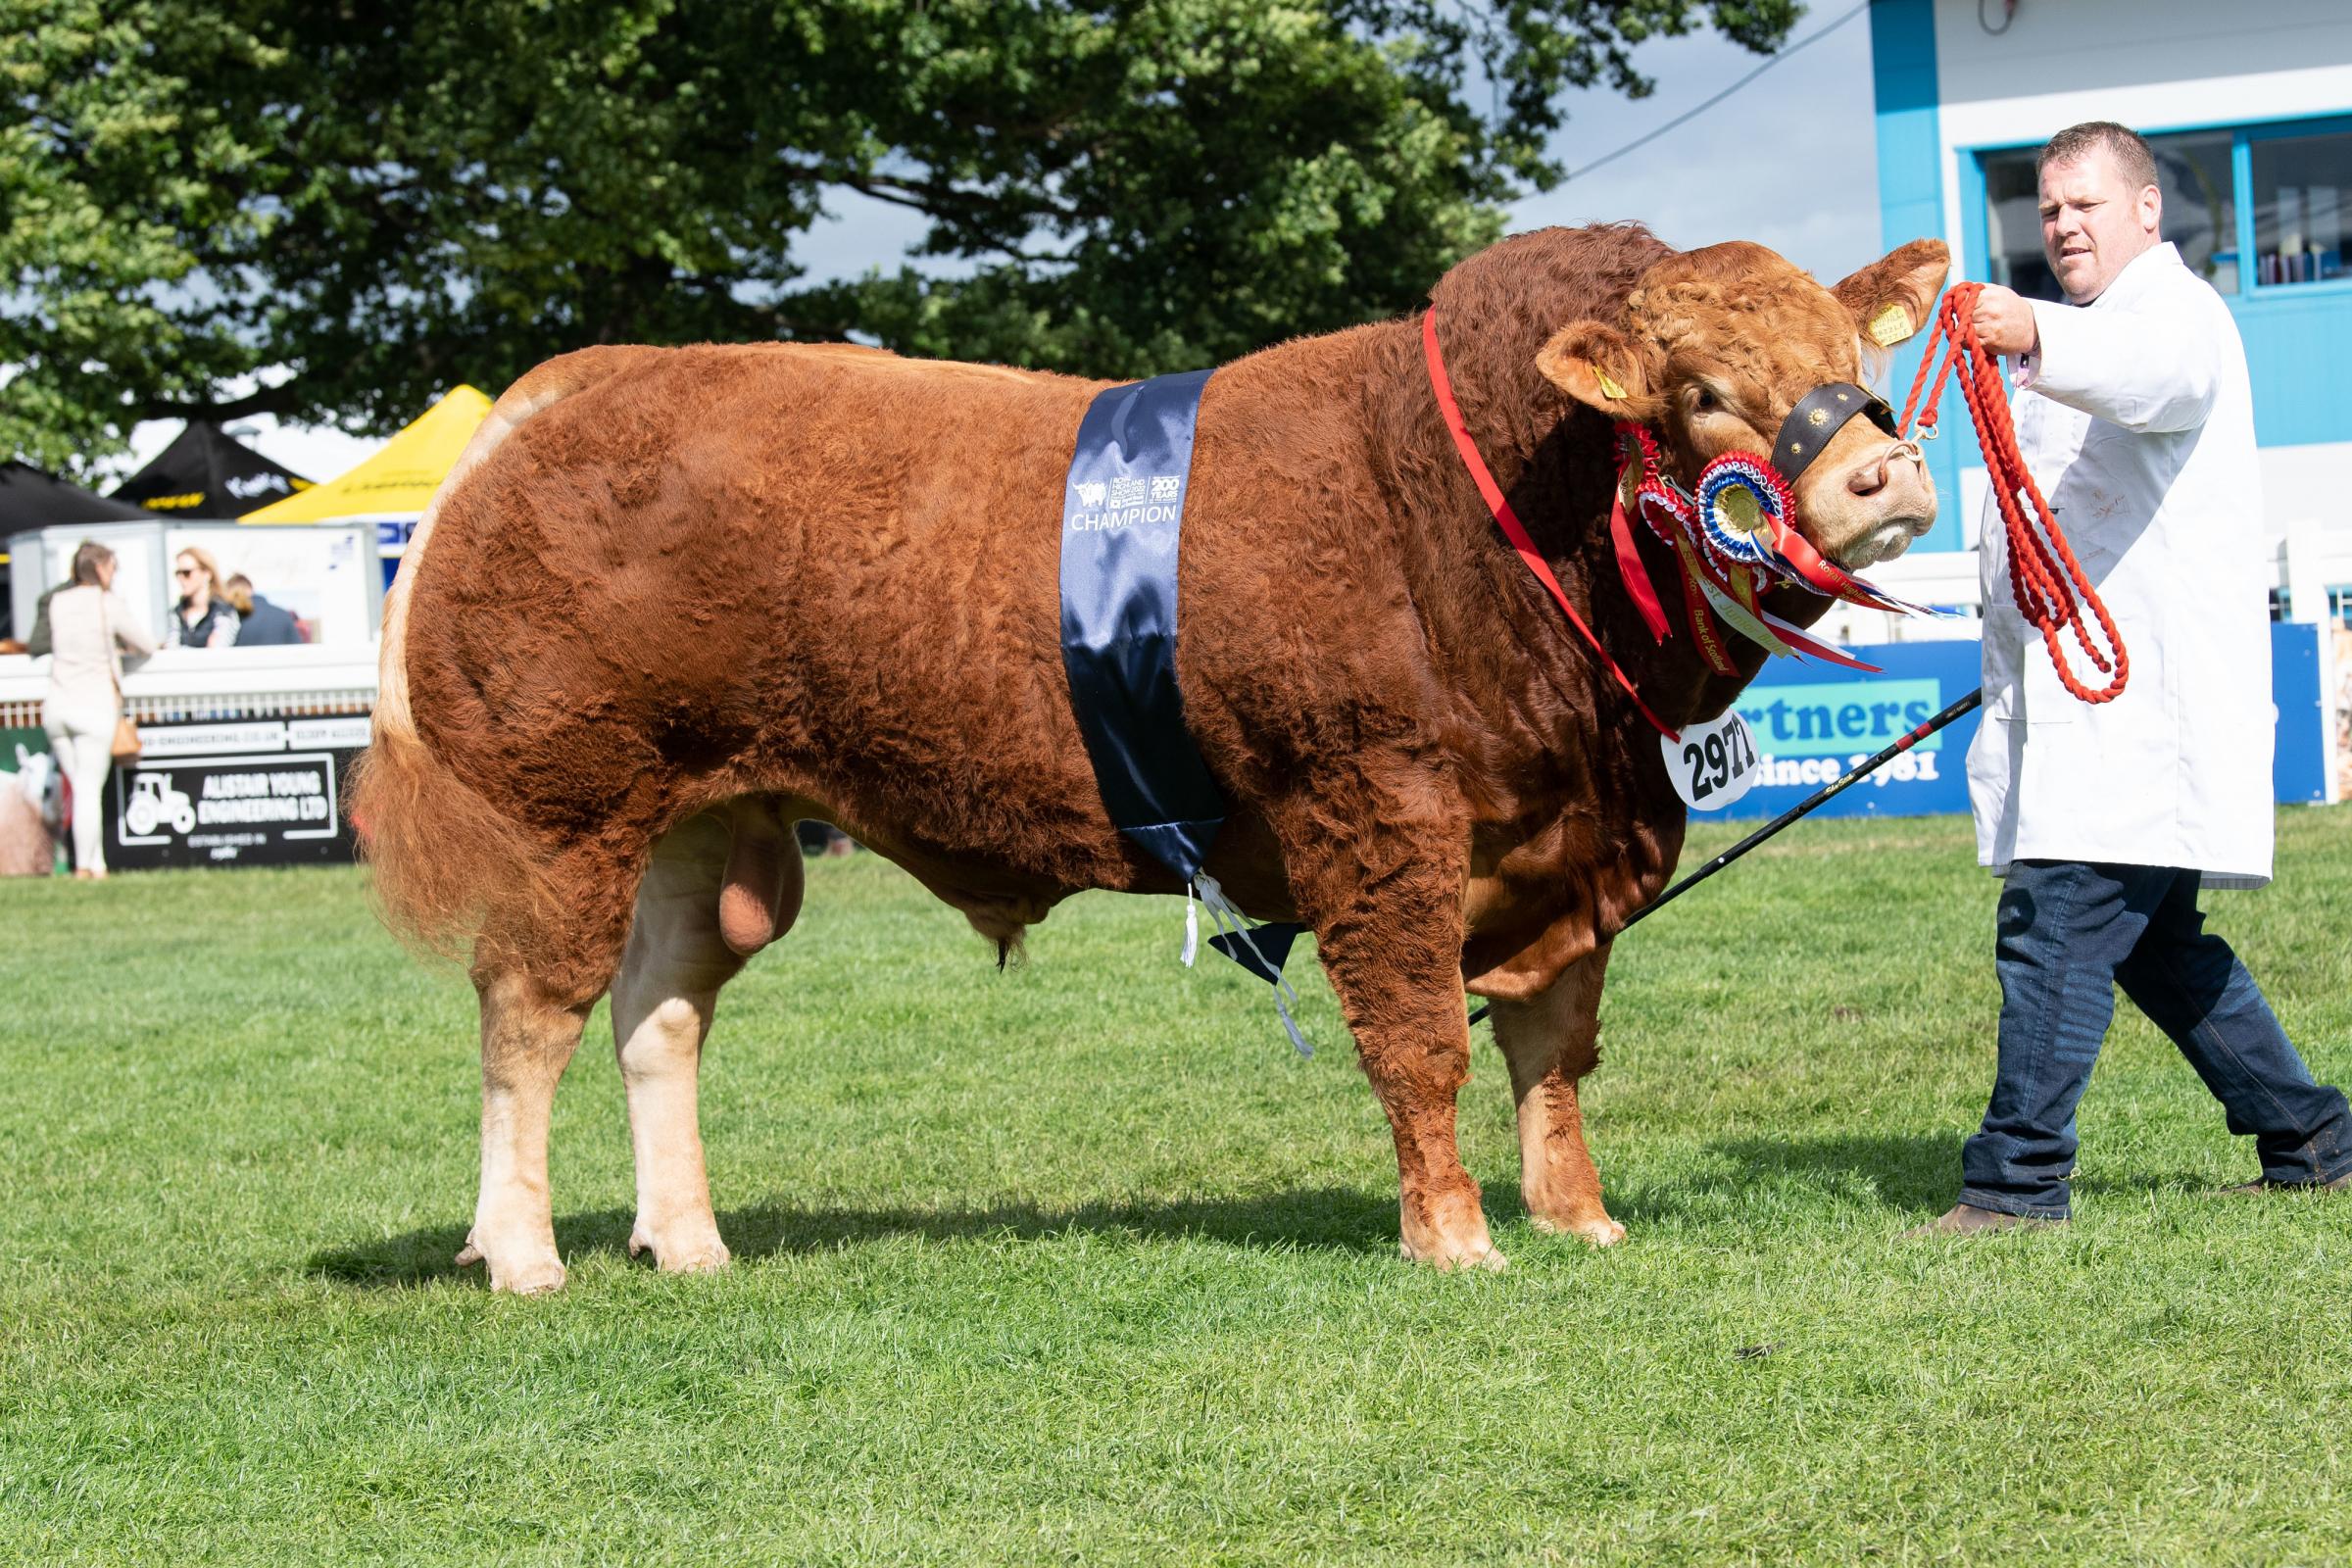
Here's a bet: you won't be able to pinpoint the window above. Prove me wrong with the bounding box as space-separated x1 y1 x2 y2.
2251 128 2351 287
1981 131 2238 300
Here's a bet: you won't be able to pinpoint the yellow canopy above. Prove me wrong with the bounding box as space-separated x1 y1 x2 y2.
239 384 493 523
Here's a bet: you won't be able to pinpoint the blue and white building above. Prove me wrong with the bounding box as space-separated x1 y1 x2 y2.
1868 0 2352 567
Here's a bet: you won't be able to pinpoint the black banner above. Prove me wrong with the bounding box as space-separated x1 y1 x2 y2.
103 716 368 869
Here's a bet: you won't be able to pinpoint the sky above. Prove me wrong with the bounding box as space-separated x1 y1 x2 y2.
112 5 1884 489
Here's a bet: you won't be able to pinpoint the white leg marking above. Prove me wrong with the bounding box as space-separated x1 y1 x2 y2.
612 814 742 1274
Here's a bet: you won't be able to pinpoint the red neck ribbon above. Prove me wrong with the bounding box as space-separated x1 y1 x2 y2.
1421 308 1679 741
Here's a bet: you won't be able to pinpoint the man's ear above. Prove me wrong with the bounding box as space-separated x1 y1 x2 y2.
1536 322 1661 420
1832 238 1951 349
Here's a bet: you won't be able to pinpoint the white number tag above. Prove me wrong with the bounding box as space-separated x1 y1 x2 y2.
1663 710 1760 812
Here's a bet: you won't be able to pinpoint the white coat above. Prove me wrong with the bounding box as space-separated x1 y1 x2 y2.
1965 242 2275 888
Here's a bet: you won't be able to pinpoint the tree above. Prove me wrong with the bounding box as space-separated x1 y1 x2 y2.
2 0 1797 472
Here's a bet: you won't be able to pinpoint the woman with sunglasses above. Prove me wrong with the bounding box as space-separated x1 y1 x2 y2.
167 547 240 650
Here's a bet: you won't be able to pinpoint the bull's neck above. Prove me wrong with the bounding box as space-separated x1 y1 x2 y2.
1361 311 1822 788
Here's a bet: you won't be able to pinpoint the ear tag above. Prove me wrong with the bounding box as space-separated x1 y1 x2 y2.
1867 304 1913 347
1593 369 1629 401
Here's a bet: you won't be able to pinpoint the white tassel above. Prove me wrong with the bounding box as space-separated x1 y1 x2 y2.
1181 882 1200 967
1191 872 1311 1057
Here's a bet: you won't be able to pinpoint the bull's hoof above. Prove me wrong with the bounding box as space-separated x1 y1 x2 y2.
1532 1212 1628 1248
628 1220 732 1275
1398 1189 1505 1272
1398 1233 1509 1273
456 1230 568 1295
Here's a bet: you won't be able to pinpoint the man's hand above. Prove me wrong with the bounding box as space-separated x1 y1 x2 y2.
1972 283 2041 360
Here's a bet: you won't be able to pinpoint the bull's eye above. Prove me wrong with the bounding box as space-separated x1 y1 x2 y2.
1693 387 1719 412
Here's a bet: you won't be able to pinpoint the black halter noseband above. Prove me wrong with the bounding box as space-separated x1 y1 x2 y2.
1771 382 1899 484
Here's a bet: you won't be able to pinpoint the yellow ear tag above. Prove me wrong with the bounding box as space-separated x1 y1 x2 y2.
1867 304 1913 347
1593 369 1629 401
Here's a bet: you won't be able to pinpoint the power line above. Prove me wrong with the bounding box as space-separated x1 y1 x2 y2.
1565 1 1874 182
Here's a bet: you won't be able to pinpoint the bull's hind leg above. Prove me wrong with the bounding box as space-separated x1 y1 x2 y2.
460 967 595 1295
459 845 641 1294
1490 946 1624 1247
611 803 801 1272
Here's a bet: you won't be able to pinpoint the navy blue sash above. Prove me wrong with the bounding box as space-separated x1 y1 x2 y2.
1057 370 1310 1046
1057 368 1225 881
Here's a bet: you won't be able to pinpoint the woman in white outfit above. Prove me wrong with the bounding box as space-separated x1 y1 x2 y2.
40 541 158 879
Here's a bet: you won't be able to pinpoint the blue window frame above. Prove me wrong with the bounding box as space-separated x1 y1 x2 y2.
1966 114 2352 306
2240 117 2352 293
1932 110 2352 475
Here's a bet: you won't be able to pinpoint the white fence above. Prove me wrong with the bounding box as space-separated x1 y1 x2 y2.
1814 519 2349 646
0 644 380 733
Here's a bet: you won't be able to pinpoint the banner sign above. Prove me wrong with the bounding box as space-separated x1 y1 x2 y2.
102 715 368 868
1713 622 2327 820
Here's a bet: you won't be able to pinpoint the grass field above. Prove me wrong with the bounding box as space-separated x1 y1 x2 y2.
5 809 2352 1565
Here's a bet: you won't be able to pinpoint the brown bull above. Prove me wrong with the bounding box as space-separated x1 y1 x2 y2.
356 223 1947 1293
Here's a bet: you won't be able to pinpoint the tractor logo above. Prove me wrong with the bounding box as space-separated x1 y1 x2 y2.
124 772 197 837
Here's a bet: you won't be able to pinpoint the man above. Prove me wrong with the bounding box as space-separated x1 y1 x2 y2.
1913 122 2352 1235
224 573 305 646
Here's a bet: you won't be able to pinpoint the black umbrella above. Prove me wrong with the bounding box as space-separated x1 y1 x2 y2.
0 463 160 644
110 421 310 517
0 461 160 530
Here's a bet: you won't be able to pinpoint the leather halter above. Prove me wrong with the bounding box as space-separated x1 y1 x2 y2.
1771 382 1898 483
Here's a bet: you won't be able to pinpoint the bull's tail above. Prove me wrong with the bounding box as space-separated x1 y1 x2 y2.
351 352 624 961
345 724 568 962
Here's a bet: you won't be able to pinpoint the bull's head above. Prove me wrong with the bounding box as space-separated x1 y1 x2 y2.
1538 239 1949 569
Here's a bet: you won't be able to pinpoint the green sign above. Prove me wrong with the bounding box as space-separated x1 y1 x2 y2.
1735 679 1945 759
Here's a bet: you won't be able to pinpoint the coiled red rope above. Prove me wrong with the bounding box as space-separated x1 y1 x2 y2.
1897 281 2128 704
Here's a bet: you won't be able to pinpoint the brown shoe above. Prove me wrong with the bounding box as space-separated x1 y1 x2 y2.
2217 1169 2352 1197
1899 1202 2067 1239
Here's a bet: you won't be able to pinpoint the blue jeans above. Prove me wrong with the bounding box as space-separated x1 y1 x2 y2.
1959 860 2352 1218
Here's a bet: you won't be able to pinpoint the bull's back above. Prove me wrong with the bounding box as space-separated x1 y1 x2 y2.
398 342 1130 869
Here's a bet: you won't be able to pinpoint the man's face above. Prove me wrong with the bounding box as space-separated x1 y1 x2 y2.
2039 146 2162 304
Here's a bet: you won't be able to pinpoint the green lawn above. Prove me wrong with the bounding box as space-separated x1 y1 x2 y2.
4 810 2352 1565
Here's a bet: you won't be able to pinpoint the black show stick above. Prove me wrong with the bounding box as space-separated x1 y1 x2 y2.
1467 687 1983 1026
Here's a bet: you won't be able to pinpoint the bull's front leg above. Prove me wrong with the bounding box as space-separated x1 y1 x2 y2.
1298 809 1499 1272
1488 946 1625 1247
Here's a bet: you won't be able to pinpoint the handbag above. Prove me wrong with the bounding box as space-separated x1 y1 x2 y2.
102 593 141 760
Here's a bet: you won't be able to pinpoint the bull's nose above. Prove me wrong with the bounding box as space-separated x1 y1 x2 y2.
1846 440 1926 499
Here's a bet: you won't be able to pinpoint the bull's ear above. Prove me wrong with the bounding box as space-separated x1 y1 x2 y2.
1536 322 1659 419
1832 238 1950 349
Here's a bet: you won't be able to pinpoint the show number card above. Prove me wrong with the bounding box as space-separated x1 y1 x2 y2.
1664 710 1760 812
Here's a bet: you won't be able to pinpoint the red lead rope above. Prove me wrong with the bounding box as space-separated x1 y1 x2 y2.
1423 309 1681 740
1897 281 2129 704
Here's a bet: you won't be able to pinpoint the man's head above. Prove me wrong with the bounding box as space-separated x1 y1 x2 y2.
2036 122 2162 305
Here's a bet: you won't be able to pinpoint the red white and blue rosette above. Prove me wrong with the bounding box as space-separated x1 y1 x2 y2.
1692 453 1795 570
